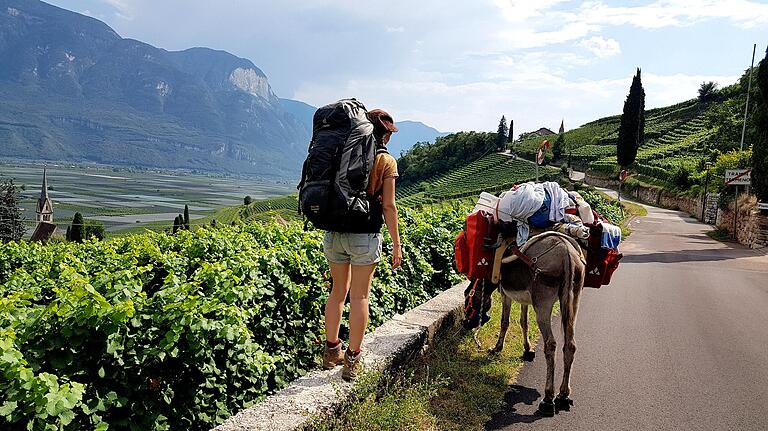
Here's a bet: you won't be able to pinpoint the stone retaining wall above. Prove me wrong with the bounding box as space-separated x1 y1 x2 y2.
213 281 469 431
716 195 768 250
583 173 703 217
584 173 768 250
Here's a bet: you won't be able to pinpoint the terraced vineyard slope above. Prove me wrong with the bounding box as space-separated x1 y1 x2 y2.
397 153 559 207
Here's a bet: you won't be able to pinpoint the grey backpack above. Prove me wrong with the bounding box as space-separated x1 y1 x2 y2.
297 99 386 232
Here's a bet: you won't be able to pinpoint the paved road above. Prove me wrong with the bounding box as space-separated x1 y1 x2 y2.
487 192 768 430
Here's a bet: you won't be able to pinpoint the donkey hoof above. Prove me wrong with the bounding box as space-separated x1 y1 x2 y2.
554 396 574 411
522 351 535 362
537 400 555 417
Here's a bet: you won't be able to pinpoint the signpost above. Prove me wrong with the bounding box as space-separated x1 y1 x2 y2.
536 140 550 182
724 169 752 186
725 168 752 239
618 169 628 203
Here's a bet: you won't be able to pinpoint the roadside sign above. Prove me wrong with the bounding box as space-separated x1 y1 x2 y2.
536 139 550 165
725 168 751 186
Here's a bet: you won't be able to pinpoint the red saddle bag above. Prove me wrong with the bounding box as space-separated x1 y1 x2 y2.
454 210 497 279
583 223 623 288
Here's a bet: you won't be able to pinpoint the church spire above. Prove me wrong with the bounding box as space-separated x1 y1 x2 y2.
36 167 53 223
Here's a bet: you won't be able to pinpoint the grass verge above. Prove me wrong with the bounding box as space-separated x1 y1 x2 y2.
706 228 730 242
310 291 543 431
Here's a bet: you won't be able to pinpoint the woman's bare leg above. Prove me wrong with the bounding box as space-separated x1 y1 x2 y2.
348 263 377 351
325 261 351 343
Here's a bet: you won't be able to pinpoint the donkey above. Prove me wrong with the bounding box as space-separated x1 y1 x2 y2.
462 232 586 417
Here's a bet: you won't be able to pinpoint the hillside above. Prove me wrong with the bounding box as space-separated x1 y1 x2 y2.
0 0 309 178
512 71 759 193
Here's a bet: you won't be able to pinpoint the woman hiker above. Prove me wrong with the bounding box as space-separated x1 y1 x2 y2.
322 109 403 381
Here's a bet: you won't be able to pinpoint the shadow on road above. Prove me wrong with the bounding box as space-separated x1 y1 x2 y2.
484 384 545 430
622 248 746 264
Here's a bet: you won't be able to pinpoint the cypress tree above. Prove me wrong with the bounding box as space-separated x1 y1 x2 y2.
553 133 565 161
65 225 71 241
183 204 190 230
70 212 84 243
178 213 185 230
751 49 768 202
495 115 508 149
507 119 514 144
172 216 180 233
617 68 646 168
0 179 25 243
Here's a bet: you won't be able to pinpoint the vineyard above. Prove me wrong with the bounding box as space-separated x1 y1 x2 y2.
512 98 717 185
397 154 559 207
0 204 469 431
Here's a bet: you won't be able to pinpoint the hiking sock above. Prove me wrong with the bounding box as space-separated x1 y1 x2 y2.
326 339 341 349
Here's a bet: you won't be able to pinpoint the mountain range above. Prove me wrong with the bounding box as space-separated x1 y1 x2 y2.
279 98 447 157
0 0 444 178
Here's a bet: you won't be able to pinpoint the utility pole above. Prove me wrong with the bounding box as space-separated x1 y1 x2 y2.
740 44 756 152
734 44 757 240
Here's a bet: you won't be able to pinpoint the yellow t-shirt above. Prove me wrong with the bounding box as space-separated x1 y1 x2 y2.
367 153 399 196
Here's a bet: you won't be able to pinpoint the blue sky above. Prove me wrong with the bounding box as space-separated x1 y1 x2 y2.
48 0 768 135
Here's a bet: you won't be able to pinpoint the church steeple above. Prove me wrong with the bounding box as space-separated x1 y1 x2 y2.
36 167 53 224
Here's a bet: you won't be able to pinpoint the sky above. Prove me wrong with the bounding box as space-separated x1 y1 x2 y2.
48 0 768 135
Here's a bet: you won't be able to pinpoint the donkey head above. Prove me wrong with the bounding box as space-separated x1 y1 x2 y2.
462 279 495 330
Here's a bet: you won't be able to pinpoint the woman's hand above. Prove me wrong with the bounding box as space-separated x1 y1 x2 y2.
391 243 402 270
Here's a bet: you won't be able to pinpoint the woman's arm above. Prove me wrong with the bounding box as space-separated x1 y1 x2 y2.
381 177 401 270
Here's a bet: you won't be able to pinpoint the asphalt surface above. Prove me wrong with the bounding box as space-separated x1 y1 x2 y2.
487 191 768 431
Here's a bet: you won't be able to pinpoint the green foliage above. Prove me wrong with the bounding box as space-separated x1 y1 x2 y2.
183 205 190 230
243 196 253 205
397 132 497 186
617 68 646 168
396 154 558 207
69 212 85 243
84 221 106 241
0 179 25 243
507 119 514 144
495 116 508 150
0 203 468 430
578 189 626 225
752 54 768 201
698 81 718 102
552 133 565 161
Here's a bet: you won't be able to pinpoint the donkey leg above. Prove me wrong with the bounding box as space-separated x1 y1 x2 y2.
490 294 512 354
556 291 577 411
534 300 557 416
557 276 583 411
520 304 535 361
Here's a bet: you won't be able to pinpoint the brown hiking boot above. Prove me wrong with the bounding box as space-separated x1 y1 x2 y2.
323 342 344 370
342 349 363 381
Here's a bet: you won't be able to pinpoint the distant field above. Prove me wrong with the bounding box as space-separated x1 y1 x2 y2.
0 161 295 236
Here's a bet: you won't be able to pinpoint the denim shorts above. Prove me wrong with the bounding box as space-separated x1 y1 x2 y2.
323 232 382 266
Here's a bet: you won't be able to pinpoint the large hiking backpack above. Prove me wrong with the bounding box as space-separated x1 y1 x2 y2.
298 99 384 232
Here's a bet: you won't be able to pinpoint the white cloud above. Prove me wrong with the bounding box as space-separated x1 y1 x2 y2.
101 0 133 20
575 0 768 29
386 26 405 33
493 0 768 49
294 71 738 135
577 36 621 58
